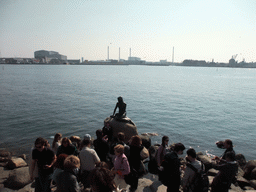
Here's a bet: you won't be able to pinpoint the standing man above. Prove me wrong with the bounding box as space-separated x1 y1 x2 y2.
182 148 204 192
30 137 56 192
79 139 101 188
161 143 185 192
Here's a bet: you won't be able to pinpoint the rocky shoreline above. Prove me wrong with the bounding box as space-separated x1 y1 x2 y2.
1 148 256 192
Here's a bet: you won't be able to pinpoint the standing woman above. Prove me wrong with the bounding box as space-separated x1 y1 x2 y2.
127 135 148 192
156 136 169 166
113 96 127 120
57 137 78 156
52 133 62 154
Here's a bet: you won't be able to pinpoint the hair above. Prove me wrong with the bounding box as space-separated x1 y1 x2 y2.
89 167 116 192
130 135 142 147
61 137 71 146
82 139 91 146
173 143 185 152
225 151 236 161
117 132 125 142
54 154 68 169
161 136 169 146
118 96 123 103
52 133 62 149
35 137 45 146
114 144 124 154
43 138 50 147
186 148 196 158
96 129 103 138
225 139 233 148
64 155 80 169
96 161 109 169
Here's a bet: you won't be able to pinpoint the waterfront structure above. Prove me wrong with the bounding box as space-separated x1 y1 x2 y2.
34 50 67 63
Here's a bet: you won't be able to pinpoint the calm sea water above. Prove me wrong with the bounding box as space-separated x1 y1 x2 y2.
0 65 255 160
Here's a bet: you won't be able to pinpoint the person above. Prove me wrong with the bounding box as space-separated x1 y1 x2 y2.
214 139 235 163
211 151 238 192
55 155 81 192
93 129 109 162
182 148 204 192
57 137 78 156
156 136 169 166
102 122 113 142
127 135 148 192
52 133 62 154
110 132 130 159
113 96 127 120
52 153 68 184
161 142 186 192
79 139 101 189
90 167 118 192
30 137 57 192
113 144 130 190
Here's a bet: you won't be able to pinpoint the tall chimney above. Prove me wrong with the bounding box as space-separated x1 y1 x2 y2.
107 46 109 60
130 48 131 57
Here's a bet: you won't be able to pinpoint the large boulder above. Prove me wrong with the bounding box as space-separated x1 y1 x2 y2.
6 158 27 170
236 154 247 169
244 160 256 179
4 167 31 190
104 116 138 143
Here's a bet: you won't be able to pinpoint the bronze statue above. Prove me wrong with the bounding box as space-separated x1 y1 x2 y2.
112 96 126 120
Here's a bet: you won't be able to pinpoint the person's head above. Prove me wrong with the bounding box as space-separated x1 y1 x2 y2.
117 132 125 142
173 143 185 155
34 137 46 152
117 96 123 103
225 151 236 162
54 133 62 142
64 155 80 170
61 137 71 147
90 167 116 192
186 148 196 162
96 129 103 139
43 138 51 148
54 154 68 169
52 133 62 148
162 136 169 146
84 134 91 141
96 161 109 169
224 139 233 149
130 135 142 147
82 139 91 147
114 144 124 156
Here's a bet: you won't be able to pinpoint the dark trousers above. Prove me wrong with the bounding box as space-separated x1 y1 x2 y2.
81 170 92 189
35 173 52 192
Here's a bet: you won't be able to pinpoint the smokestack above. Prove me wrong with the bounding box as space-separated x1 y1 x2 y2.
107 46 109 60
130 48 131 57
172 47 174 63
119 47 120 61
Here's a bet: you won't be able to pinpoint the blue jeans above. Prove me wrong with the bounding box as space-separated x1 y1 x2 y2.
35 172 52 192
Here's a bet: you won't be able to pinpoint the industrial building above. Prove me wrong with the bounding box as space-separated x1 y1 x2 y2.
34 50 67 63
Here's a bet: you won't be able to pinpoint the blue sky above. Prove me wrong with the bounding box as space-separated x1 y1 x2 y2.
0 0 255 62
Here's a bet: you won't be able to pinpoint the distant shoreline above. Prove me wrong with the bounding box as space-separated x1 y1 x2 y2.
1 63 256 68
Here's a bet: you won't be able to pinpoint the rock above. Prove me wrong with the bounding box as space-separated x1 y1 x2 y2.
0 151 11 158
140 135 151 149
236 176 250 188
197 154 212 171
0 167 11 184
149 180 166 192
244 160 256 179
236 154 247 168
104 117 138 143
4 167 31 190
207 168 219 176
0 187 16 192
208 176 214 185
19 154 26 161
17 183 33 192
251 168 256 180
7 157 27 170
249 180 256 190
229 183 244 192
0 158 9 163
237 166 245 177
137 178 153 192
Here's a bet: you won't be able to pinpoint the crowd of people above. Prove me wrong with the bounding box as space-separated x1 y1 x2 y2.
29 127 238 192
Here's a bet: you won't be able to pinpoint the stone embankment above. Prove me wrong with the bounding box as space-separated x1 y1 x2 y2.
1 148 256 192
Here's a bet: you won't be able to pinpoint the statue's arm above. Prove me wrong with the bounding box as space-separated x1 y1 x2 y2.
113 103 118 115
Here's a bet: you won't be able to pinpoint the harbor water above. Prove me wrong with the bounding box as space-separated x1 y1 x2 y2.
0 65 255 160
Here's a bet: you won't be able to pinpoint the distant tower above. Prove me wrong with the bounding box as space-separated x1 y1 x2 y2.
130 48 131 57
107 46 109 60
81 57 84 63
119 47 120 61
172 47 174 63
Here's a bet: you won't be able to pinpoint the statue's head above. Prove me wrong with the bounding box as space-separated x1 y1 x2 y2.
118 96 123 103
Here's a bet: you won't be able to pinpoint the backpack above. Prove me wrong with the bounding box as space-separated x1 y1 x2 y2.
186 163 209 192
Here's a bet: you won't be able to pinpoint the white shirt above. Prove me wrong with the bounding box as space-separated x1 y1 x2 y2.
79 146 100 171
